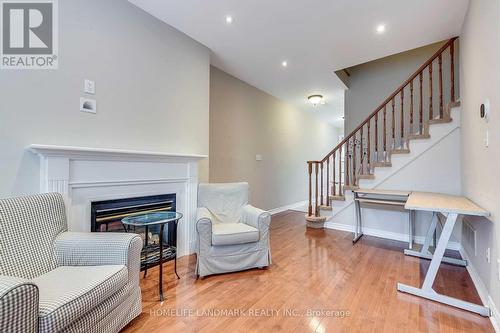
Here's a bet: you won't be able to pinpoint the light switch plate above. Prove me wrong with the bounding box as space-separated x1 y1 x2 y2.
84 79 95 95
256 154 263 161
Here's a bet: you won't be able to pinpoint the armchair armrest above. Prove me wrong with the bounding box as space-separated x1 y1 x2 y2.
54 232 142 284
241 205 271 231
196 207 214 254
0 276 39 333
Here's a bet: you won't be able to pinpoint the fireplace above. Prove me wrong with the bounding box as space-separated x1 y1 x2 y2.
91 194 177 271
29 144 206 257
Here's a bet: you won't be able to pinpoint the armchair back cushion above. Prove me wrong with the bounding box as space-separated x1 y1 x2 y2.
0 193 67 279
198 183 249 224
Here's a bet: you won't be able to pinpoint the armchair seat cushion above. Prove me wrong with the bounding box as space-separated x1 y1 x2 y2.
211 223 259 246
33 265 128 332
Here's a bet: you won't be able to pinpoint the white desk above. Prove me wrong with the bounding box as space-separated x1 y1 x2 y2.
398 192 491 317
352 189 412 246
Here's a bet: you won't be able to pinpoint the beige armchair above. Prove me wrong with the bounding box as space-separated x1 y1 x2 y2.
195 183 272 278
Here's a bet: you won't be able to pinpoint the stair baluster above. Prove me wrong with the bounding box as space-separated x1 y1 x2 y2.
339 148 343 195
439 54 443 118
450 42 455 102
375 113 379 162
367 120 371 172
391 98 396 149
308 162 312 216
400 89 404 148
320 162 324 206
359 125 364 175
383 105 387 160
410 81 414 135
306 38 458 221
429 62 433 120
419 72 423 134
326 157 330 206
315 162 319 217
352 135 357 187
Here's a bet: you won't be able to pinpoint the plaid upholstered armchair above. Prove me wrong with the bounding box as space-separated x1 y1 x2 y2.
0 193 142 333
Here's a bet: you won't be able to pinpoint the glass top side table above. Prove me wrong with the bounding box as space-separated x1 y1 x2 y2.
122 211 183 301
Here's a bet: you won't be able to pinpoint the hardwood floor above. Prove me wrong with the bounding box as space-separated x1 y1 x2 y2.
122 210 494 333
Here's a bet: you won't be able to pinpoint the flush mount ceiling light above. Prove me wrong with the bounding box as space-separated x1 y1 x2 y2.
376 24 386 34
308 94 324 106
225 15 234 24
281 60 288 67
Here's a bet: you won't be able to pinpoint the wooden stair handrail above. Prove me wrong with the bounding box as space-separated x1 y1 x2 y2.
321 37 457 162
306 37 458 220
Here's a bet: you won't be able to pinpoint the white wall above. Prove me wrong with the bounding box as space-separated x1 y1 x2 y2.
0 0 210 198
324 112 462 243
343 41 449 134
459 0 500 314
209 67 340 211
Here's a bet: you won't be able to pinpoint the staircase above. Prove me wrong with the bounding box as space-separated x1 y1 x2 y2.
306 37 459 224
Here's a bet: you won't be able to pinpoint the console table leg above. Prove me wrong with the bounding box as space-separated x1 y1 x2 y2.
353 193 364 243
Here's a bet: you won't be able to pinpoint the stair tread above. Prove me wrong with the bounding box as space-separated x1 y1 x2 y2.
318 205 332 211
371 161 392 167
329 195 346 201
428 117 452 124
391 149 410 154
358 174 375 179
408 133 431 140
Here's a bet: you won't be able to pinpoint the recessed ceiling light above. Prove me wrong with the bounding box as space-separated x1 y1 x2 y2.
281 61 288 67
376 24 386 34
225 16 234 24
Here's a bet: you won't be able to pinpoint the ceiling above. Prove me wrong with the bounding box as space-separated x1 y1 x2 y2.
129 0 469 128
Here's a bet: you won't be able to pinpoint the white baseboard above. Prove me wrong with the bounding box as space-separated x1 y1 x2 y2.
324 222 461 250
459 247 500 332
269 200 308 215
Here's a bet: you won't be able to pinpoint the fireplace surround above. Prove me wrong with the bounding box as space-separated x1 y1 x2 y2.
29 144 206 257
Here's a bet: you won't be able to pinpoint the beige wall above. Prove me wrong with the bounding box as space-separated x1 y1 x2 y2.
459 0 500 308
0 0 210 198
343 42 447 134
209 67 340 211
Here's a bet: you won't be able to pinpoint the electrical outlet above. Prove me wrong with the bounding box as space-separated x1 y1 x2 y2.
486 247 491 263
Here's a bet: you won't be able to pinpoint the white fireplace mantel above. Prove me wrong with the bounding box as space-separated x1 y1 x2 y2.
29 144 207 162
29 144 207 257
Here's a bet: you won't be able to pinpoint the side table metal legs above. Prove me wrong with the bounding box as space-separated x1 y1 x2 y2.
174 256 180 279
143 226 149 278
159 224 164 302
